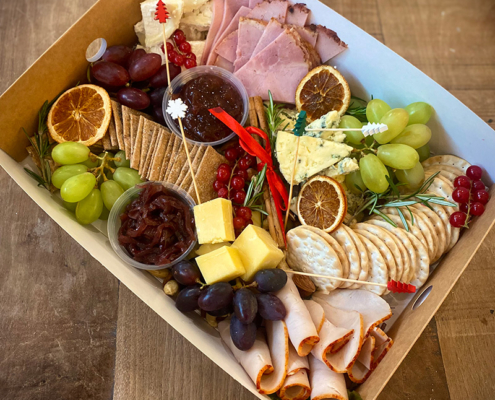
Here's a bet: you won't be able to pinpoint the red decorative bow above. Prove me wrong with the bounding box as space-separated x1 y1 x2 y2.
155 0 170 23
209 108 288 245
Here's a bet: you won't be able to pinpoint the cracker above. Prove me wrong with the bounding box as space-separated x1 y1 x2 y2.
422 155 471 173
180 145 207 190
121 106 132 157
286 227 343 293
160 135 178 181
425 203 454 255
167 142 196 185
330 226 360 287
164 135 182 182
176 145 199 186
341 225 369 289
129 114 141 156
425 168 458 185
426 178 457 215
424 164 464 177
108 117 119 148
102 131 115 150
130 116 145 170
411 204 447 262
149 129 169 181
111 100 124 150
139 119 160 173
141 127 161 178
354 233 388 296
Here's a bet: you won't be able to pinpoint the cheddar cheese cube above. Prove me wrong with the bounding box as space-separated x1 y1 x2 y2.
195 242 231 256
231 225 284 282
193 198 235 244
196 246 246 285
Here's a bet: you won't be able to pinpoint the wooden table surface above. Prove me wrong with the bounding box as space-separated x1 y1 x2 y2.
1 0 494 399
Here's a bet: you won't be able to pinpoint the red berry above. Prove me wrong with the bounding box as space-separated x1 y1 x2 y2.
473 190 489 204
466 165 483 181
168 49 177 61
237 207 252 220
233 205 240 214
452 187 470 204
184 58 197 69
246 219 254 226
186 53 197 60
238 158 250 170
236 169 248 180
233 217 247 230
450 212 467 228
454 176 471 189
217 187 229 199
231 176 245 190
471 202 485 216
179 42 192 53
173 54 185 66
216 167 230 182
460 203 469 213
166 42 174 53
225 148 238 162
173 29 186 45
213 180 225 192
232 190 246 204
472 180 486 192
218 163 231 173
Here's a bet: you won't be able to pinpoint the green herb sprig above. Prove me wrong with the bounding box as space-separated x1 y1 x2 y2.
265 91 289 150
244 164 268 215
346 95 370 123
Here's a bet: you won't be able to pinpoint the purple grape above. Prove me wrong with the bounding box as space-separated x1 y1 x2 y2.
127 49 146 69
150 63 182 88
233 288 258 324
230 315 257 351
150 87 167 106
117 87 150 110
102 45 133 66
254 269 288 293
207 303 233 317
153 105 166 125
129 53 162 82
172 260 201 286
256 293 286 321
92 61 130 87
175 285 201 313
198 282 234 312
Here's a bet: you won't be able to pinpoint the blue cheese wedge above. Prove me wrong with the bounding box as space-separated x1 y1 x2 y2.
276 131 353 184
305 110 341 139
321 157 359 178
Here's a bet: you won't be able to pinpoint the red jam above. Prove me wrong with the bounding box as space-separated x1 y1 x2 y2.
173 73 244 142
118 184 195 265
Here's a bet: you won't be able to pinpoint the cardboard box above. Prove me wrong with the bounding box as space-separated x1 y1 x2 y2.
1 0 494 398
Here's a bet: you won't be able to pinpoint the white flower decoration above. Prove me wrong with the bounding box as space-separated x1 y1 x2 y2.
166 98 188 119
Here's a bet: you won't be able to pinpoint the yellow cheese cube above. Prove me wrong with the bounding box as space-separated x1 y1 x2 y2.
196 246 246 285
193 198 235 244
231 225 284 282
195 242 231 256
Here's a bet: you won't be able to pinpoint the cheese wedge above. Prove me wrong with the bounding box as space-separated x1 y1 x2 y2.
196 246 246 284
193 198 236 244
195 242 231 256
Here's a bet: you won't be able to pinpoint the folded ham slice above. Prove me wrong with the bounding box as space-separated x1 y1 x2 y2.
234 27 321 102
293 26 317 47
276 276 320 356
246 0 289 23
234 18 268 71
214 55 235 72
215 30 239 62
310 24 348 63
251 18 285 58
309 355 349 400
201 0 225 64
286 3 310 26
278 344 311 400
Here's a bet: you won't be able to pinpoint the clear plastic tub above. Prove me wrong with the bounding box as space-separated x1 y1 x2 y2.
163 65 249 147
107 181 197 271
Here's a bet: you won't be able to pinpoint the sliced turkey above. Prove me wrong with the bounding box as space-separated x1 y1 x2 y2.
278 344 311 400
215 30 239 62
234 18 267 71
246 0 289 23
303 299 325 333
310 24 348 63
309 355 349 400
286 3 310 26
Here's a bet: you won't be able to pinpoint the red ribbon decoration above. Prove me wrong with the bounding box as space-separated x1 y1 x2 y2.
209 107 288 245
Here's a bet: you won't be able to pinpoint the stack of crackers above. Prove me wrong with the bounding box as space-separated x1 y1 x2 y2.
102 100 228 203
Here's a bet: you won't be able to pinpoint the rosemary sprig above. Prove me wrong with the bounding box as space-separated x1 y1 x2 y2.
345 95 370 123
265 91 289 151
244 164 268 215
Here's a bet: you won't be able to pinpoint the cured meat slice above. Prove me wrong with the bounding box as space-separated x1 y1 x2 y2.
215 30 239 62
251 18 285 58
309 355 349 400
310 24 348 63
293 26 317 47
286 3 310 26
246 0 289 23
214 55 235 72
275 276 319 356
201 0 225 64
249 0 264 7
211 6 251 62
303 299 325 333
287 342 310 375
234 18 267 72
278 369 311 400
234 27 321 103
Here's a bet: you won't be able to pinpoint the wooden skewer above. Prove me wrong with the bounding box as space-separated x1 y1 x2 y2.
305 128 363 132
284 136 300 228
161 24 171 87
287 270 388 289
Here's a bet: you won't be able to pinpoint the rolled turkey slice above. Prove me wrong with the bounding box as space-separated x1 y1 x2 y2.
234 18 268 71
286 3 310 26
211 6 251 61
347 335 375 383
304 299 325 333
215 30 239 63
371 327 393 367
314 289 392 339
201 0 225 64
309 24 348 63
277 344 311 400
276 276 320 356
246 0 289 23
309 355 349 400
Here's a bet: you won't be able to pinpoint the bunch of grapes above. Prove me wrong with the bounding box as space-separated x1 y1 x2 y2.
450 166 489 227
162 29 197 69
51 142 143 225
173 261 288 351
345 100 434 194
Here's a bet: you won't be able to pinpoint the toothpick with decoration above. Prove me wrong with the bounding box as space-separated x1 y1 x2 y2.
284 111 307 229
305 122 388 137
155 0 172 87
166 99 202 204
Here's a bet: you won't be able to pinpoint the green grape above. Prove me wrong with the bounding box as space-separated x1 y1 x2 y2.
63 200 77 212
113 167 144 190
339 115 364 145
364 135 375 147
405 102 434 125
396 162 425 190
390 124 432 149
76 189 103 225
51 142 90 165
81 157 98 168
416 143 430 162
99 206 110 221
101 180 125 210
359 154 390 193
345 171 366 194
366 99 391 123
377 144 419 170
99 152 116 168
52 164 88 189
375 109 409 144
60 172 96 203
114 150 130 168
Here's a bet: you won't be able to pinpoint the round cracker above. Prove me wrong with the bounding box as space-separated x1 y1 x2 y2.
411 204 447 262
426 178 458 215
287 227 343 292
330 226 361 288
422 155 471 173
424 164 464 178
341 225 369 289
354 233 388 296
425 168 458 185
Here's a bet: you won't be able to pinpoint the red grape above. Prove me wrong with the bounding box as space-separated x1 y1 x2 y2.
168 49 177 61
256 293 286 320
450 212 467 228
175 285 201 312
149 63 181 88
233 217 247 230
454 176 471 189
117 87 150 110
216 167 230 183
173 54 185 66
225 148 238 162
166 42 174 53
92 61 130 87
471 202 485 216
232 190 246 204
473 190 489 204
186 53 197 60
198 282 234 312
236 207 252 220
466 165 483 181
127 49 146 68
213 180 225 192
230 315 256 351
218 163 232 174
217 187 229 199
236 170 248 180
460 203 469 213
472 180 486 192
233 288 257 324
452 187 470 204
179 42 192 53
150 87 166 106
152 104 166 124
184 58 197 69
254 269 287 292
128 53 162 82
102 45 133 66
173 260 201 286
238 158 250 170
231 176 245 190
173 29 186 45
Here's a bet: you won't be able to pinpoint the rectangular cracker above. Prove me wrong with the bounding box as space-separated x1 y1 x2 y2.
187 146 228 203
102 131 114 150
159 134 176 181
141 127 161 178
130 116 145 170
148 130 169 181
111 100 124 150
180 145 206 190
164 135 182 182
122 106 149 159
108 117 119 147
139 119 161 172
176 145 199 187
129 114 140 155
167 142 196 185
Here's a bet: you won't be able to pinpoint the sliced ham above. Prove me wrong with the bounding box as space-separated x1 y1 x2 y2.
275 276 319 356
214 54 235 72
211 6 251 62
234 27 321 103
251 18 285 59
303 299 325 333
246 0 289 23
234 18 267 72
309 355 349 400
293 25 317 47
215 30 239 62
201 0 225 64
249 0 264 7
310 24 348 63
278 344 311 400
286 3 310 26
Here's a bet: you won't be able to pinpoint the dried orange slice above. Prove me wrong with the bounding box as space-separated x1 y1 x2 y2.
297 175 347 233
295 65 351 122
47 84 112 146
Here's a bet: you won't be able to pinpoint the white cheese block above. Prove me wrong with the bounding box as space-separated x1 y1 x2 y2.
321 157 359 178
190 40 206 65
276 131 353 184
180 1 212 41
